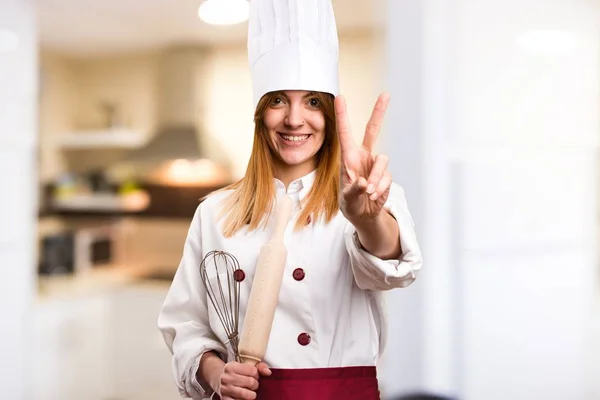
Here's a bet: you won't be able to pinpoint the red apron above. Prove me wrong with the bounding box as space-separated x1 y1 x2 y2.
255 366 380 400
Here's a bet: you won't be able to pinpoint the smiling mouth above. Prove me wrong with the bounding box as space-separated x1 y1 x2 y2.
278 133 311 142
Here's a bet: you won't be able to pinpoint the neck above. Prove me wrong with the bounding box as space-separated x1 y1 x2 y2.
273 159 316 187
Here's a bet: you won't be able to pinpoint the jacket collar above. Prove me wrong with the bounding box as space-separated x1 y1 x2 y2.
274 169 317 204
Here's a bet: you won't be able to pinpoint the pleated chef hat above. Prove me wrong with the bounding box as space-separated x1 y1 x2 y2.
247 0 340 107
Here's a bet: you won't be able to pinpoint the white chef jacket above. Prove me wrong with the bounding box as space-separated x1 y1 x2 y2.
157 170 422 399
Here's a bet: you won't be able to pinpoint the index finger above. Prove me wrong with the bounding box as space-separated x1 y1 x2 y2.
230 362 259 379
334 94 355 156
362 92 390 152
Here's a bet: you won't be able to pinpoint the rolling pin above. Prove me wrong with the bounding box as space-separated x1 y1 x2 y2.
238 194 293 365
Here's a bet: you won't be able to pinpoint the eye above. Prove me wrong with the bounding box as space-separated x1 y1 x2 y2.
308 98 320 108
271 97 284 105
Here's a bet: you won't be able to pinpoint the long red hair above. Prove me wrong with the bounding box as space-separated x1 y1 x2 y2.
217 91 340 237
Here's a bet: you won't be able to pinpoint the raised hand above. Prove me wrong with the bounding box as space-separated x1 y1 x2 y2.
335 93 392 224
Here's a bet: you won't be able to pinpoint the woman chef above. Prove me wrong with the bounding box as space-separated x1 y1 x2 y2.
158 0 423 399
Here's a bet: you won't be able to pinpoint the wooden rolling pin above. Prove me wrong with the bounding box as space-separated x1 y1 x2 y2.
238 194 293 365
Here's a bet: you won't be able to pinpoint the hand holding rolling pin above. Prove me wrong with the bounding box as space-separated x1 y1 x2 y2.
214 360 271 400
200 194 293 399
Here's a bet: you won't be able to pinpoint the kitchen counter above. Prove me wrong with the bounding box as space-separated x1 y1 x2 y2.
36 264 173 303
39 181 229 219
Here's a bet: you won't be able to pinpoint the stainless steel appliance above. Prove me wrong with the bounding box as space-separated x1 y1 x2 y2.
38 222 122 276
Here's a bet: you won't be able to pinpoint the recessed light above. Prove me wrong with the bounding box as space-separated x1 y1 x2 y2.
198 0 250 26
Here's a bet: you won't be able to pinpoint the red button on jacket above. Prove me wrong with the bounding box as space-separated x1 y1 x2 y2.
297 332 311 346
292 268 305 281
233 269 245 282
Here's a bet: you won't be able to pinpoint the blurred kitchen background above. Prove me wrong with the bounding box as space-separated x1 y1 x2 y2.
1 0 600 399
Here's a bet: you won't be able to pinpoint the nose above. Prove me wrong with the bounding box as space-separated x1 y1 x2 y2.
284 104 305 128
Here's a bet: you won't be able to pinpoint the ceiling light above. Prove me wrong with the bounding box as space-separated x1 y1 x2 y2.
198 0 250 26
516 30 578 56
0 30 19 52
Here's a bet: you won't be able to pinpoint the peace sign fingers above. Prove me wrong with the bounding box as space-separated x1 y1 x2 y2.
362 92 390 152
335 92 394 224
334 95 356 157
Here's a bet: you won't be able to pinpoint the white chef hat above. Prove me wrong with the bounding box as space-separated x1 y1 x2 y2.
247 0 340 107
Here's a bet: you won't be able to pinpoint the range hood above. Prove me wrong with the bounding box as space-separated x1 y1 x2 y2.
120 46 232 187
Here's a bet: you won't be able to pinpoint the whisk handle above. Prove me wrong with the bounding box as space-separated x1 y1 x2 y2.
272 195 293 242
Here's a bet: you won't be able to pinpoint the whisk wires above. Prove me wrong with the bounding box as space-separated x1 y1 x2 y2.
199 250 242 360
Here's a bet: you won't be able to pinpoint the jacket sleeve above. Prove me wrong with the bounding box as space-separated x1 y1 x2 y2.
344 183 423 291
157 205 227 399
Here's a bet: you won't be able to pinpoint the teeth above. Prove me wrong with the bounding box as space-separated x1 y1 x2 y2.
282 134 309 142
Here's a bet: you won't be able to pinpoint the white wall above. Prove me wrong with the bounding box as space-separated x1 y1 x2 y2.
38 52 78 182
0 0 38 398
381 0 599 399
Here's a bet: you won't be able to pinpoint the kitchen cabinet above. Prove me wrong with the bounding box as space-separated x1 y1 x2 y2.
31 293 112 400
107 282 180 400
55 128 147 150
31 278 180 400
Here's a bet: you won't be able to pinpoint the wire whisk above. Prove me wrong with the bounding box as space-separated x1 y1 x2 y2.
199 250 242 361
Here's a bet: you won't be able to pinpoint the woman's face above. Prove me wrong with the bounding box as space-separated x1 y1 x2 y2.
263 90 326 174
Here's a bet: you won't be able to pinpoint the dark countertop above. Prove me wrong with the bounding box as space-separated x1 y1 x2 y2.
39 182 230 219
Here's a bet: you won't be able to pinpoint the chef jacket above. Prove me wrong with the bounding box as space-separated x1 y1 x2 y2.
157 170 423 399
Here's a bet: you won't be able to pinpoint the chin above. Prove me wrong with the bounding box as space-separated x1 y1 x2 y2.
279 153 315 167
281 158 311 166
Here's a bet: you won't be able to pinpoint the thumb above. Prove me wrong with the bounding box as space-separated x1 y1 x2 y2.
257 362 272 377
342 177 368 200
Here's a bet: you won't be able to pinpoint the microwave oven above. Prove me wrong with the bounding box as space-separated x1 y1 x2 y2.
39 223 122 276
